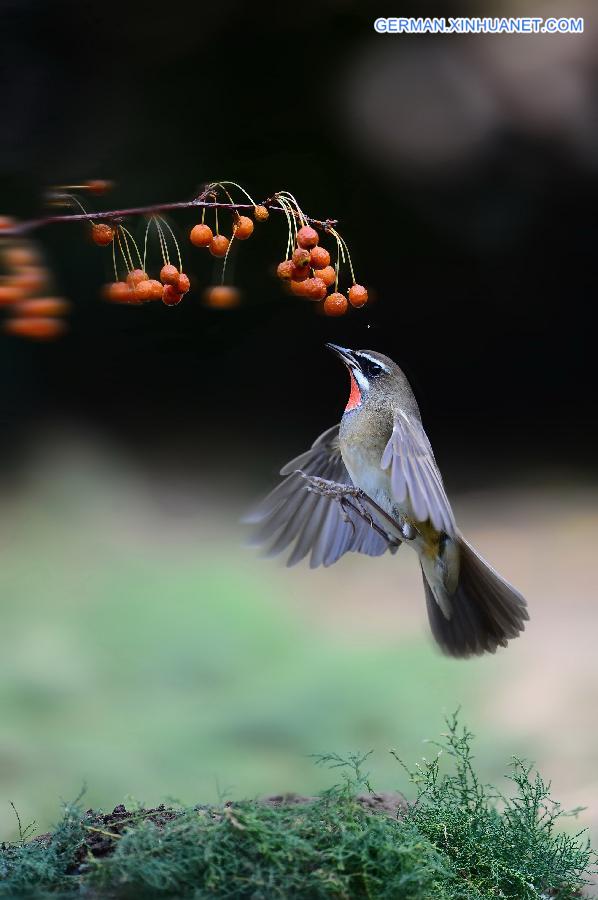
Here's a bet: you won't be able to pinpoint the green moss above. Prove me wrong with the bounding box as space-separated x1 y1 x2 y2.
1 716 594 899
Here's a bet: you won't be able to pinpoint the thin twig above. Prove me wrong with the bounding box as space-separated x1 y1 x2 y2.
0 190 338 238
84 826 122 840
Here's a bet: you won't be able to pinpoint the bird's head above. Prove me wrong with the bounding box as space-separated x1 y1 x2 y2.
326 344 407 413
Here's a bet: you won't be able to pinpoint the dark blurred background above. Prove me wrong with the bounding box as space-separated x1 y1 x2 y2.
1 0 597 843
2 0 598 480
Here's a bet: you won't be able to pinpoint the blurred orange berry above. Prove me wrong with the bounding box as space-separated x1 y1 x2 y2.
103 281 132 303
3 246 40 269
86 180 113 195
4 317 66 340
14 267 48 297
254 205 269 221
0 282 25 305
16 297 70 317
203 285 240 308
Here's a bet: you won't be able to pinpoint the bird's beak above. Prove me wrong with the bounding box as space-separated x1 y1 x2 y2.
325 343 359 369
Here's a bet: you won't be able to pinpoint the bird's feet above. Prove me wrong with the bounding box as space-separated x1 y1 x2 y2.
296 472 416 545
300 475 376 532
299 474 362 502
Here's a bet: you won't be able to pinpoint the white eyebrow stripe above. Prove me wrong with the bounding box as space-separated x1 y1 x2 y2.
354 370 370 392
357 352 391 373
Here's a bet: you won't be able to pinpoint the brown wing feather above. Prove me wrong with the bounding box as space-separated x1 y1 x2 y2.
381 412 456 536
246 424 393 568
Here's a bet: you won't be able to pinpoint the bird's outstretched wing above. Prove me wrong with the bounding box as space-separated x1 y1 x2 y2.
380 411 456 536
246 424 393 568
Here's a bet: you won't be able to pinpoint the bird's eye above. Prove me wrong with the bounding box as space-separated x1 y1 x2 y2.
358 356 384 378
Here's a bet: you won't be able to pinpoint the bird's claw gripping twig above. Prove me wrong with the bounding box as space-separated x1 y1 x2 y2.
300 474 361 502
296 471 416 546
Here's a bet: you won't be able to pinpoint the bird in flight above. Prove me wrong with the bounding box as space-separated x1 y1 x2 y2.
247 344 528 657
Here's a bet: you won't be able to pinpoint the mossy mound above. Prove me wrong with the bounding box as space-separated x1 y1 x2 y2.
1 716 594 898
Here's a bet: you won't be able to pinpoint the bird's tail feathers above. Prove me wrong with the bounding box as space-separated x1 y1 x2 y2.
422 536 528 658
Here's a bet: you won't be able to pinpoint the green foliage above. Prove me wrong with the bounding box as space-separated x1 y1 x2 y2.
395 713 594 898
0 799 86 898
0 716 594 899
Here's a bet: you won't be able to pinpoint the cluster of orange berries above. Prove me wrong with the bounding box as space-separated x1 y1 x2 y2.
0 221 69 340
102 262 191 309
276 225 368 316
91 220 191 306
187 203 270 307
189 208 265 255
94 218 243 310
0 183 371 338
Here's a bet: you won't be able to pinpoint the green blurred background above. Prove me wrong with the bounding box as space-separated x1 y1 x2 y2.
1 432 596 842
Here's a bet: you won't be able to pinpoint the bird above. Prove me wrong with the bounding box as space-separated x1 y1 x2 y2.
246 344 528 658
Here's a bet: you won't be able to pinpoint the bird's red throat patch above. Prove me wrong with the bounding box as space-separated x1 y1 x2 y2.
345 369 362 411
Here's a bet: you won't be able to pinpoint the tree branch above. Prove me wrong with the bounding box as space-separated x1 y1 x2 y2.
0 191 339 239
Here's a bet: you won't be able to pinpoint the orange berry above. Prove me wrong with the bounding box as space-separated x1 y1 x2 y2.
103 281 132 303
314 265 336 287
0 217 15 230
254 205 269 222
348 284 368 308
203 285 241 308
0 282 24 305
147 279 164 300
4 246 40 269
289 279 309 297
86 179 113 195
233 215 254 240
324 292 348 316
177 273 190 294
4 316 66 340
309 246 330 269
14 266 48 297
126 269 148 287
16 297 70 317
209 235 230 257
302 277 327 301
291 263 310 281
91 222 115 246
292 247 310 268
162 284 183 306
189 223 213 247
160 264 180 285
132 280 155 302
276 260 294 280
296 225 319 249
